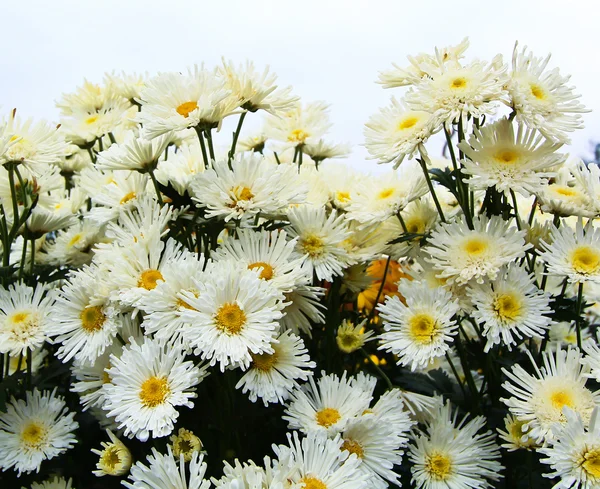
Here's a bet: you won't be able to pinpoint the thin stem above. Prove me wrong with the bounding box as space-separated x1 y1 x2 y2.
575 282 584 350
443 128 466 205
195 127 210 169
297 146 304 173
148 170 164 205
205 129 216 162
26 349 32 388
273 152 281 165
7 164 20 229
445 352 468 398
228 112 247 170
359 348 393 390
18 231 28 281
366 256 391 324
396 212 408 233
528 197 538 225
417 152 446 223
29 235 35 276
510 189 522 231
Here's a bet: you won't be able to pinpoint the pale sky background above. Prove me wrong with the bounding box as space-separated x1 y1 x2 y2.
2 0 599 171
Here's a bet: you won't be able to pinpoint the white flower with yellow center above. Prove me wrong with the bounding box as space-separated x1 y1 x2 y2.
57 78 115 115
96 132 171 173
102 337 207 441
386 197 438 260
123 446 210 489
346 161 429 225
497 413 539 452
405 57 507 129
265 101 332 149
303 140 350 165
540 218 600 284
272 431 369 489
572 161 600 218
426 214 530 285
501 347 600 444
0 282 53 357
92 429 132 477
104 70 147 102
178 261 284 372
236 330 315 406
538 164 592 217
459 117 565 196
365 388 416 436
0 389 78 475
136 65 238 139
43 219 105 267
507 44 589 143
377 281 460 371
336 319 374 354
170 427 203 463
548 321 592 351
539 408 600 488
279 284 326 337
283 371 373 435
364 97 437 168
409 402 503 489
287 205 352 282
468 263 553 352
155 141 206 196
316 162 362 211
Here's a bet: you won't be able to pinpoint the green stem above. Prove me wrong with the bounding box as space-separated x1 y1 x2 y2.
26 349 32 388
417 152 446 223
445 351 468 398
7 164 20 229
528 197 538 225
205 129 216 162
148 170 164 205
396 212 408 233
18 231 28 281
366 256 391 323
195 127 210 169
510 189 522 231
29 236 35 276
359 348 393 390
297 146 303 173
575 282 584 350
228 112 247 170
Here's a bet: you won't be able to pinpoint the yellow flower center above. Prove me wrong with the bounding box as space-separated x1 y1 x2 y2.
9 311 31 325
408 313 437 344
463 237 489 256
426 452 452 480
377 188 395 200
341 438 364 458
68 233 83 248
248 261 274 280
336 191 351 203
80 306 106 333
229 186 254 206
251 350 278 371
138 269 164 290
315 407 341 427
288 129 309 143
300 477 327 489
301 234 325 258
398 115 419 130
171 428 202 462
214 302 246 335
405 216 426 234
336 331 363 353
101 445 122 470
530 83 546 100
85 115 99 125
554 186 578 197
509 418 528 440
571 246 600 275
20 421 47 448
450 77 467 89
139 376 170 407
550 389 574 410
582 448 600 478
493 293 522 322
494 149 520 165
119 191 137 205
176 101 199 118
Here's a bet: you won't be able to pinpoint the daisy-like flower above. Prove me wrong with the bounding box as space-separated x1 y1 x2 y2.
236 330 315 406
538 164 592 217
92 429 132 477
365 388 416 437
387 197 438 259
409 402 503 489
170 428 203 463
178 261 284 371
497 413 539 452
582 341 600 383
43 219 105 267
136 65 238 139
190 152 306 223
218 59 298 114
287 205 351 282
573 161 600 218
29 476 74 489
279 284 326 337
364 97 437 168
346 161 429 224
272 431 369 489
336 319 374 354
213 458 274 489
458 117 564 196
539 407 600 488
549 321 592 351
123 446 210 489
540 218 600 284
0 389 78 475
213 229 307 293
507 43 589 143
103 337 207 441
155 141 205 195
96 132 171 173
426 214 531 285
467 263 553 352
501 346 600 443
405 57 507 129
378 281 460 371
283 371 373 434
0 282 54 357
303 139 350 165
265 101 332 149
57 78 112 115
104 70 147 102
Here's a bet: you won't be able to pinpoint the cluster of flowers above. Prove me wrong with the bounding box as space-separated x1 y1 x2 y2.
0 38 599 489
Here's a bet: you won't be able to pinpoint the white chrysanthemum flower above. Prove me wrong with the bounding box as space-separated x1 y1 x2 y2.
497 413 538 452
0 112 67 170
213 229 307 293
236 330 315 406
538 163 592 217
43 219 105 267
336 319 375 354
280 285 326 337
136 65 238 139
155 141 205 195
50 264 124 365
190 152 306 222
29 475 74 489
426 214 531 285
104 70 147 101
548 321 592 351
178 261 284 371
303 139 350 165
378 281 459 371
346 161 429 224
287 205 351 282
378 37 470 88
0 282 53 357
96 132 171 173
467 263 553 352
283 371 373 434
103 337 207 441
364 97 437 168
315 162 362 211
237 131 268 153
409 402 503 489
386 198 438 259
507 43 589 143
57 78 113 115
123 446 210 489
272 431 369 489
265 101 332 149
405 57 507 129
572 161 600 218
219 59 298 114
458 117 564 196
92 429 132 477
213 458 271 489
365 388 416 436
540 218 600 284
501 347 600 443
581 341 600 383
0 389 78 475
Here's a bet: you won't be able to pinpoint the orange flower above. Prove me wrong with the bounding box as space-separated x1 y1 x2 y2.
357 259 411 312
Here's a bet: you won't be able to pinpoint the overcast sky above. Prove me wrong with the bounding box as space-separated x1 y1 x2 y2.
2 0 599 171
